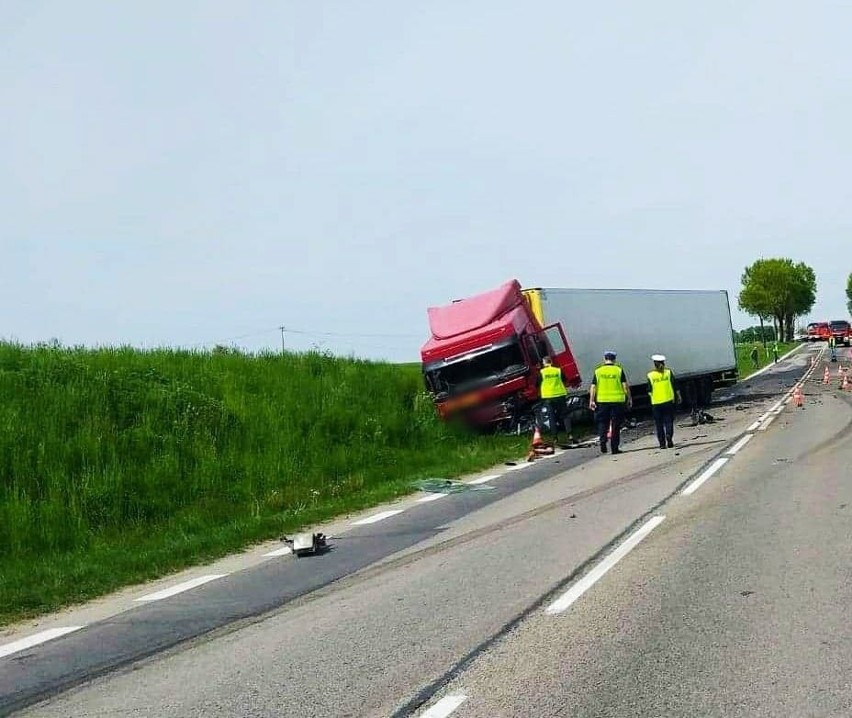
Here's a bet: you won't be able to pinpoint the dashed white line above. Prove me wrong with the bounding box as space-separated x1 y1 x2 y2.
467 473 500 485
546 516 666 615
746 420 762 432
417 492 448 503
0 626 84 659
504 463 530 471
419 694 468 718
351 509 404 526
263 546 293 557
726 433 754 456
135 575 227 602
758 415 776 431
682 457 729 496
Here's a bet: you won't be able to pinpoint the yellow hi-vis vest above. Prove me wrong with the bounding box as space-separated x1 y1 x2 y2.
540 365 567 398
647 368 675 405
593 363 626 402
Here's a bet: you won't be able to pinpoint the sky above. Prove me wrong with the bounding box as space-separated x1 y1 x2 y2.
2 1 850 361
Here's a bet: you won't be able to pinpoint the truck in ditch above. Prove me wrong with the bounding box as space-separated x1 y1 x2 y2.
421 280 739 428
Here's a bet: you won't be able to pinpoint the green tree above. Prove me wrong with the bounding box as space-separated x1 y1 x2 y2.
738 258 817 341
846 272 852 315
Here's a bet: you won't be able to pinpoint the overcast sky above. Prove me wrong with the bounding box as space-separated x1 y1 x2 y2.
2 1 850 361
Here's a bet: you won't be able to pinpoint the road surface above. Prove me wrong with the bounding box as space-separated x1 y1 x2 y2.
4 343 851 717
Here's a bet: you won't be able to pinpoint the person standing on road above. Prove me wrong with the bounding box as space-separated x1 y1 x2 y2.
829 335 838 362
538 356 576 446
772 341 779 363
647 354 682 449
589 350 632 455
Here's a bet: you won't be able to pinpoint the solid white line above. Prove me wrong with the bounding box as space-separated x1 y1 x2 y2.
417 492 448 503
419 694 468 718
135 575 227 602
263 546 293 557
682 457 729 496
746 420 762 432
468 473 500 485
546 516 665 615
351 509 404 525
0 626 84 659
726 434 754 456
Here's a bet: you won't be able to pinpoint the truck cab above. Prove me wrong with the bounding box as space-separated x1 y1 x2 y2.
829 319 852 346
421 281 580 427
807 322 831 342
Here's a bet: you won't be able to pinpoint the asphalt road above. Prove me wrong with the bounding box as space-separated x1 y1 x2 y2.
5 343 849 717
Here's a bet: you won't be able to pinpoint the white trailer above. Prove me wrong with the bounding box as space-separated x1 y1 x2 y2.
534 287 738 407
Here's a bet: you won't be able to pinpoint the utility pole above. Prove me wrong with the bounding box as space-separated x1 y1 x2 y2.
279 326 285 355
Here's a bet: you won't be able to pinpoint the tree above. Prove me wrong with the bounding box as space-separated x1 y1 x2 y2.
847 272 852 316
738 258 817 341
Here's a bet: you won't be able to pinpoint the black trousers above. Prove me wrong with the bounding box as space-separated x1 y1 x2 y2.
652 401 675 447
542 398 572 436
596 402 626 450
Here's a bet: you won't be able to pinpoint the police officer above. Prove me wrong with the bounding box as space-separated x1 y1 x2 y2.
589 350 631 454
538 356 575 446
647 354 682 449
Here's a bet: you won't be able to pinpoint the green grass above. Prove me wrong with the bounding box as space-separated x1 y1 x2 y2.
0 343 528 626
735 341 799 378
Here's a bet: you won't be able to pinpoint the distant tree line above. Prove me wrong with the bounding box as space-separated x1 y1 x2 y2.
738 258 816 342
734 326 778 344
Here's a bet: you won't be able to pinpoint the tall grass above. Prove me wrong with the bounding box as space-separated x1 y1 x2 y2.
0 343 527 624
735 341 799 378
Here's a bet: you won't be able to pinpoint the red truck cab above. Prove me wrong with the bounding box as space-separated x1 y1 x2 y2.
829 319 852 346
807 322 831 342
420 280 581 427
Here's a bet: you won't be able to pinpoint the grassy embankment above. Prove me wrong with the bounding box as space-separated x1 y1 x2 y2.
0 343 528 626
735 341 799 379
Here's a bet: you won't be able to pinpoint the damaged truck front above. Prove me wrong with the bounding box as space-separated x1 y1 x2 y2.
420 280 581 428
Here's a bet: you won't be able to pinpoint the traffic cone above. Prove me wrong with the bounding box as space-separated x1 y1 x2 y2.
792 386 803 408
824 366 830 384
532 425 544 447
843 373 850 392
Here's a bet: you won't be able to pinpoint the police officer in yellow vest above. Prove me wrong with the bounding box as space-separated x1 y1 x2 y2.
647 354 682 449
589 350 631 454
538 356 576 446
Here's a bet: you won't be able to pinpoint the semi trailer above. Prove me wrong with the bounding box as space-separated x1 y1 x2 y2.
421 280 739 428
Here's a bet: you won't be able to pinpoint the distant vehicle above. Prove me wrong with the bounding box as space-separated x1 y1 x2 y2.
421 280 738 428
806 322 831 342
829 319 852 346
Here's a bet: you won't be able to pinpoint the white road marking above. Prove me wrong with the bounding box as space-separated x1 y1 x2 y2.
546 516 665 615
417 492 448 503
263 546 293 557
419 694 468 718
726 434 754 456
0 626 84 659
135 575 227 602
746 420 762 432
351 509 404 526
758 415 776 431
468 473 500 485
504 463 531 471
682 457 729 496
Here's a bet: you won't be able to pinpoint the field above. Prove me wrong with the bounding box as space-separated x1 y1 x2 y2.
735 341 799 378
0 344 528 626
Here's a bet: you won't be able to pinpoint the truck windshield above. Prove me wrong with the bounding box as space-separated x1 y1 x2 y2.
423 339 527 398
830 321 850 330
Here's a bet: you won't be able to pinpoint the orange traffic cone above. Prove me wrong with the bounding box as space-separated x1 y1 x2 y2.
792 386 803 408
532 425 544 447
843 373 850 392
823 367 830 384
